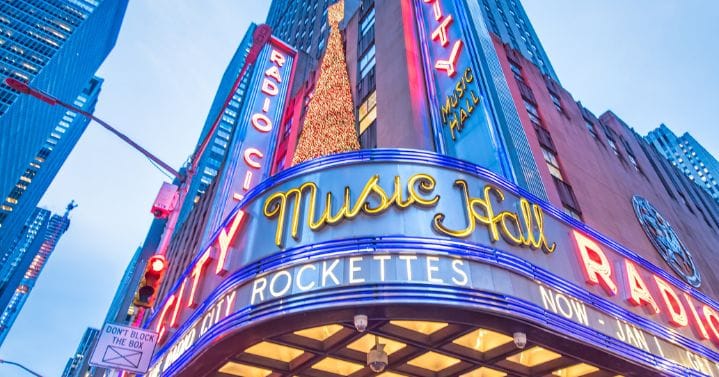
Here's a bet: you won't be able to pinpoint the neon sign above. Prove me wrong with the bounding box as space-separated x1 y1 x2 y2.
264 173 555 254
229 47 292 204
145 151 719 376
414 0 507 175
150 34 295 344
573 229 719 344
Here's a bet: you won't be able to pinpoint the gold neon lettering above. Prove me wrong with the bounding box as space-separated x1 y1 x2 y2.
264 174 440 247
264 174 554 254
433 180 556 253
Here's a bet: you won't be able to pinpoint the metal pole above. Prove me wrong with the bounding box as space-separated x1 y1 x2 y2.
151 24 272 258
4 77 181 180
0 359 43 377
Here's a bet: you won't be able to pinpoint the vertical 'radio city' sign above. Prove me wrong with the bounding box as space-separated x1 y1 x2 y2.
147 35 296 345
413 0 506 176
218 35 296 216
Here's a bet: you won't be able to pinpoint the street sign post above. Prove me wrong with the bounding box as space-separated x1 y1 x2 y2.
89 323 158 374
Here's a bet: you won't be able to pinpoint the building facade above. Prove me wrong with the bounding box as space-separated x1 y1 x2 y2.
477 0 558 82
61 327 100 377
0 202 72 346
97 1 719 376
175 26 257 227
0 76 101 253
0 0 128 251
647 123 719 203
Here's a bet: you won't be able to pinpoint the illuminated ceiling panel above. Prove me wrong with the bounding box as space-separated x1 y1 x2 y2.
453 328 513 352
294 324 343 341
390 320 448 335
460 366 507 377
218 362 272 377
312 357 364 375
217 320 622 377
407 351 461 372
552 363 600 376
244 341 304 363
506 346 562 367
376 372 408 377
347 334 406 355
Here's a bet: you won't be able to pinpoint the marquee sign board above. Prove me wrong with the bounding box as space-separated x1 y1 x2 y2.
144 150 719 376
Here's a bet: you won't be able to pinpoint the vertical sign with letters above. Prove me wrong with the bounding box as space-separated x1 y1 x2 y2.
89 322 158 374
414 0 507 176
216 36 296 219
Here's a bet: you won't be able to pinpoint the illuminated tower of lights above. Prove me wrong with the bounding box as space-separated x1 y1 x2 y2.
0 201 74 346
0 0 128 251
292 0 360 164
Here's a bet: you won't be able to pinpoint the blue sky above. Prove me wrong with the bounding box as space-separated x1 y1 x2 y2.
1 1 718 376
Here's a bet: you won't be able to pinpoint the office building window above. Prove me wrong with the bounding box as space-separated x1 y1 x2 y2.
534 124 555 152
607 138 619 156
553 176 581 219
542 147 563 180
549 92 562 112
360 8 375 36
584 119 598 139
359 121 377 149
358 90 377 135
524 100 541 126
509 61 522 81
359 45 375 79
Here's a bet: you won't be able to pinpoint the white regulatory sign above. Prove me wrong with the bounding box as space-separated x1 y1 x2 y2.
89 322 158 373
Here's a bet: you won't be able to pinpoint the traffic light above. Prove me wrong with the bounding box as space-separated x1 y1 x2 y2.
134 255 167 308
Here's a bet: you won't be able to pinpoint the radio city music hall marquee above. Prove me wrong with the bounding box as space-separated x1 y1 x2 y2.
144 151 719 376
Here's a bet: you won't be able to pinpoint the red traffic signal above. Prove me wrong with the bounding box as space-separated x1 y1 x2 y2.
148 255 166 273
134 255 167 308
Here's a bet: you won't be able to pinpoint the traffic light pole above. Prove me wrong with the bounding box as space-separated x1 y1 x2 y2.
4 77 181 180
6 24 273 327
0 359 43 377
150 23 271 259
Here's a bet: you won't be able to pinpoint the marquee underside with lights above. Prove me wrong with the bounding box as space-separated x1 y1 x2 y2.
142 150 719 377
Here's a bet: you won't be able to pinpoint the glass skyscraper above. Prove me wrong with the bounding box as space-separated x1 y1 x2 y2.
478 0 559 82
61 327 100 377
0 0 128 251
647 123 719 202
0 202 72 346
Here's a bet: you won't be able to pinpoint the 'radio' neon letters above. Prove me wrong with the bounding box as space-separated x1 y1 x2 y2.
703 305 719 344
572 230 617 296
265 66 282 83
654 276 688 327
261 79 278 96
625 260 660 314
685 293 710 340
251 113 272 133
270 49 285 67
